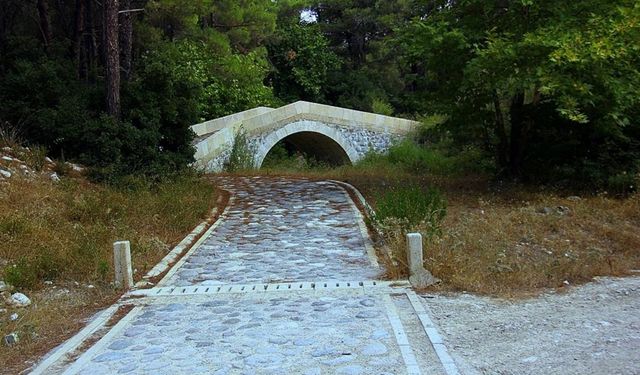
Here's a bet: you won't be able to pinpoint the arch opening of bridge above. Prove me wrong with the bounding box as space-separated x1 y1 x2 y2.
261 131 353 168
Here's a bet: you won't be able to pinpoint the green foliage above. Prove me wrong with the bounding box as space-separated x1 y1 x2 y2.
25 146 48 172
4 259 38 289
373 186 447 235
261 141 332 171
3 252 62 289
397 0 640 187
358 140 493 176
225 127 256 172
268 24 341 102
371 98 394 116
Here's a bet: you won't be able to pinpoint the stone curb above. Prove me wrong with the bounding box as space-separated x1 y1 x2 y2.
28 305 120 375
329 180 398 266
136 192 230 287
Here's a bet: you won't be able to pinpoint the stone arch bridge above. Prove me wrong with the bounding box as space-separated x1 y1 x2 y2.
191 101 418 171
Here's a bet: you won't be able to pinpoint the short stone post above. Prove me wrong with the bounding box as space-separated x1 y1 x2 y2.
113 241 134 289
406 233 440 288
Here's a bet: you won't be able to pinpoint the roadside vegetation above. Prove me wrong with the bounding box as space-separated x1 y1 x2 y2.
0 143 217 372
253 137 640 297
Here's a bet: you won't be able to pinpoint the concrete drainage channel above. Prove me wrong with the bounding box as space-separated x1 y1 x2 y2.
128 280 408 297
30 178 461 375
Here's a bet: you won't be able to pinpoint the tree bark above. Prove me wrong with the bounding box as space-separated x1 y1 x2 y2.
36 0 53 52
73 0 86 79
119 0 133 81
492 90 509 171
86 0 98 80
508 92 529 176
104 0 120 118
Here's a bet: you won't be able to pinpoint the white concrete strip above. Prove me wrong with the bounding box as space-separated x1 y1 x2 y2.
61 307 144 375
28 305 120 375
331 181 380 268
330 179 398 267
383 294 423 375
137 196 227 286
406 291 461 375
155 195 235 287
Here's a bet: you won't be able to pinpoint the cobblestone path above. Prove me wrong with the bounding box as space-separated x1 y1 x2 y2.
35 177 457 375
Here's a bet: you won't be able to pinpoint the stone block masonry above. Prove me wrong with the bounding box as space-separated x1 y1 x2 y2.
191 101 418 172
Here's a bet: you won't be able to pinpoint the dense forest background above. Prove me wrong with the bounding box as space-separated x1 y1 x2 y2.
0 0 638 190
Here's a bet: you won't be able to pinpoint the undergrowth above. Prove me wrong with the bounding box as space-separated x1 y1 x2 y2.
0 173 217 289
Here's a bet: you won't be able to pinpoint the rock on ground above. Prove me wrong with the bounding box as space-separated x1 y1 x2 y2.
7 292 31 307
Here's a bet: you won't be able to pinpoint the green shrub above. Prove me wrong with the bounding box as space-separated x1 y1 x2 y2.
4 259 38 289
225 127 255 172
607 172 638 196
360 140 492 176
373 186 447 235
371 98 394 116
0 216 30 237
24 145 48 171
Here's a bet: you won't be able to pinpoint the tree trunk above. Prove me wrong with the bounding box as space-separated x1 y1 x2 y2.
86 0 98 81
104 0 120 118
492 90 509 171
74 0 86 79
508 92 529 176
119 0 133 81
36 0 53 52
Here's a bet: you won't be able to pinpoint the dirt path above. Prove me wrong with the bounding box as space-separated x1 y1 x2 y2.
421 276 640 375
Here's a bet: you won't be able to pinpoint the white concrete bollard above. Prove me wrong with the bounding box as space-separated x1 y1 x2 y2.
406 233 440 288
406 233 424 276
113 241 134 289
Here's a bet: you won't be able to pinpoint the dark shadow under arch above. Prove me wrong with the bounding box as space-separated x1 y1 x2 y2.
261 131 352 167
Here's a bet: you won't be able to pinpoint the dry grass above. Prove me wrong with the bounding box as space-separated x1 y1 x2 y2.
1 285 119 373
0 171 217 372
0 175 217 287
419 190 640 296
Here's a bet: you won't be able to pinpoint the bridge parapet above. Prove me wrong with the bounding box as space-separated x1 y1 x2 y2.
191 101 419 171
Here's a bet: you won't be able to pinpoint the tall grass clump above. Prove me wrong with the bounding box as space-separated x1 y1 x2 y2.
373 186 447 235
225 126 255 172
385 140 491 176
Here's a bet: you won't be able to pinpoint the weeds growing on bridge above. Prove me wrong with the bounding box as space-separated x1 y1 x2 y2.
225 127 256 172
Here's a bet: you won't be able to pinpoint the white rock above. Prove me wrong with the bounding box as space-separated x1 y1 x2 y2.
44 280 53 285
2 147 11 152
0 169 11 178
50 172 60 182
1 156 12 162
7 292 31 307
45 157 53 163
9 313 18 321
70 163 84 172
0 281 7 292
86 284 95 289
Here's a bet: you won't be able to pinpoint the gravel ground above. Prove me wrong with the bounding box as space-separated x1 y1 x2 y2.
421 276 640 375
